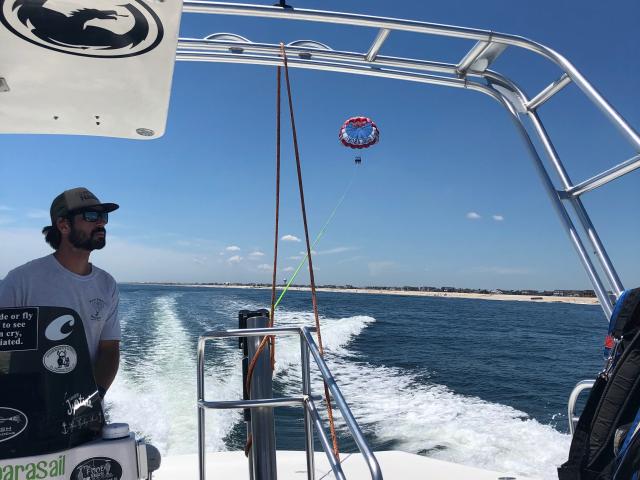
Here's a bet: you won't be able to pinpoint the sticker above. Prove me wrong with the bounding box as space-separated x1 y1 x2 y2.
61 411 103 435
0 0 164 58
64 393 97 417
0 407 28 443
0 455 65 479
72 458 122 480
0 307 38 352
44 314 74 342
43 345 77 374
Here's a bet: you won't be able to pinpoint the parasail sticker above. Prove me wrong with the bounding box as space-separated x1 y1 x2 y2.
0 407 28 443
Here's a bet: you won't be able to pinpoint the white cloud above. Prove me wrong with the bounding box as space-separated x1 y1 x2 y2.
466 266 531 275
0 205 12 211
225 245 241 252
281 235 301 242
466 212 481 220
492 215 504 221
227 255 243 264
368 261 396 277
316 246 355 255
26 209 48 220
257 264 271 270
289 255 303 261
192 256 208 266
282 266 294 272
249 251 265 258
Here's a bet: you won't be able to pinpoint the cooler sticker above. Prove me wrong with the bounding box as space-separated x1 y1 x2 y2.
0 307 38 352
0 455 65 479
0 0 164 58
43 345 77 374
64 393 97 417
72 458 122 480
0 407 28 443
45 314 74 342
61 411 103 435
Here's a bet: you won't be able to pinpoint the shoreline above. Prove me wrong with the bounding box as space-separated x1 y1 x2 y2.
126 283 600 305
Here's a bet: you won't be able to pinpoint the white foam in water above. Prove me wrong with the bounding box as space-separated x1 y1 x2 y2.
270 310 570 480
107 295 243 454
109 299 569 479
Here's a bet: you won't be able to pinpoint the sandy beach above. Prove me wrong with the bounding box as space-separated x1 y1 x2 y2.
146 283 600 306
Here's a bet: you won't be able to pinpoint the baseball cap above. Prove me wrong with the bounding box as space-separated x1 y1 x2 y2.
50 187 119 224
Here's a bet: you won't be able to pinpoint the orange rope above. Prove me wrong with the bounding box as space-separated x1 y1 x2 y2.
244 66 282 456
269 65 282 369
280 42 340 459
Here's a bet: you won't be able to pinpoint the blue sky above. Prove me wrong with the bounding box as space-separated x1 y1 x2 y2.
1 0 638 290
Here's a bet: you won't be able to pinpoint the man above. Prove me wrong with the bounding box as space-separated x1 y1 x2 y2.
0 187 120 399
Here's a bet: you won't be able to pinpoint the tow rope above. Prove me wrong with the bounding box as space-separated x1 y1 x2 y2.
244 44 341 459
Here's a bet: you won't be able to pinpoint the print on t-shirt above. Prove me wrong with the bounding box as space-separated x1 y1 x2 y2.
89 298 106 322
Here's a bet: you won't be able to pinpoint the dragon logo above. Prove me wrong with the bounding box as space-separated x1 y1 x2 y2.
0 0 163 58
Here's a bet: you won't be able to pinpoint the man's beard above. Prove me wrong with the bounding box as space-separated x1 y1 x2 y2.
69 226 106 251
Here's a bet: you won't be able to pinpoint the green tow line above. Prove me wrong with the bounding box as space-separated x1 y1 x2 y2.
273 172 356 309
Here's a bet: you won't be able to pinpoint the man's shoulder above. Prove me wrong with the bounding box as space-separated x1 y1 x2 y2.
5 255 54 278
91 264 118 288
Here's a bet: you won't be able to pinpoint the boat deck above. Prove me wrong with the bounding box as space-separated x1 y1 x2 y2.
154 450 532 479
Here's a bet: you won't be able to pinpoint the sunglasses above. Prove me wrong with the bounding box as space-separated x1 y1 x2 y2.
74 210 109 223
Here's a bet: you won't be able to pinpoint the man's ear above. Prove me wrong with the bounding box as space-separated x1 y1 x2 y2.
56 217 70 235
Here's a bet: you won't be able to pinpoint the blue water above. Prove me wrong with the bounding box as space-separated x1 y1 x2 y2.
108 284 605 479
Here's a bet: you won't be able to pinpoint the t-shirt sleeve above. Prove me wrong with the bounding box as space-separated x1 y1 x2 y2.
100 282 121 341
0 269 22 307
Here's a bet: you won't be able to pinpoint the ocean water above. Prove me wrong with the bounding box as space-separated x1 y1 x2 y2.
107 284 605 479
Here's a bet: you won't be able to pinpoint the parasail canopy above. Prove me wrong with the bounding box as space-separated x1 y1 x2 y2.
339 116 380 149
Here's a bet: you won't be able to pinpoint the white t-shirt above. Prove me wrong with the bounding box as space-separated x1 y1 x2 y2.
0 254 120 363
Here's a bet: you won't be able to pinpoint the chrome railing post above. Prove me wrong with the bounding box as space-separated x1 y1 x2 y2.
568 379 596 435
198 326 380 480
300 335 315 480
300 328 383 480
197 337 206 480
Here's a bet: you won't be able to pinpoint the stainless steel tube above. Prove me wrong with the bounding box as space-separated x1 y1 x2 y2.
568 379 595 435
197 337 206 480
306 398 347 480
247 316 277 480
300 337 315 480
477 87 615 318
528 111 624 298
567 154 640 197
199 397 304 409
182 1 492 41
301 328 383 480
526 73 572 111
365 28 390 62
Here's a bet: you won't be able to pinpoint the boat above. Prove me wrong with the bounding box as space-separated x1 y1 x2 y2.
0 1 638 479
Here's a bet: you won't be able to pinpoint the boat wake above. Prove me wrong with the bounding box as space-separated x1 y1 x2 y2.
107 295 569 479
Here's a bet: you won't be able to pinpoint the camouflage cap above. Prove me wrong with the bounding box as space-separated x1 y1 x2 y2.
50 187 119 224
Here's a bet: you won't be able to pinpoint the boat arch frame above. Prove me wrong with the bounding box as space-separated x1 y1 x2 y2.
177 1 640 319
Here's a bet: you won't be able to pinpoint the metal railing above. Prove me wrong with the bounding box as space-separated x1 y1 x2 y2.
178 2 640 319
197 326 383 480
568 379 596 435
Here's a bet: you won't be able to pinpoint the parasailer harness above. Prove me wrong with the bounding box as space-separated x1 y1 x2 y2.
244 43 341 459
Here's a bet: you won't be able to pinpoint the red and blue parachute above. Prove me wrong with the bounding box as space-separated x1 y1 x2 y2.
339 116 379 149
